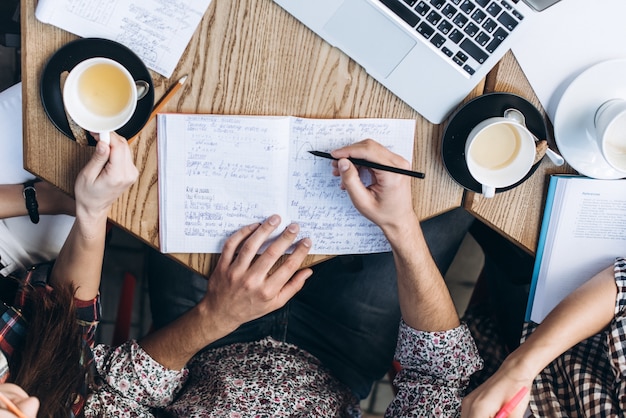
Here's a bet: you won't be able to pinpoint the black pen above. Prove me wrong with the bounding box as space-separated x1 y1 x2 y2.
308 150 425 179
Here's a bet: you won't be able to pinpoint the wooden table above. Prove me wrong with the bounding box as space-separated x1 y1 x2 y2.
20 0 571 276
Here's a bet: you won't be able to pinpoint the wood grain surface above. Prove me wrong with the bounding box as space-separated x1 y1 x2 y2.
22 0 464 277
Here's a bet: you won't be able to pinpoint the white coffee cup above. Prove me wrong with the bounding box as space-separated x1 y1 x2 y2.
465 112 536 198
62 57 137 144
594 99 626 173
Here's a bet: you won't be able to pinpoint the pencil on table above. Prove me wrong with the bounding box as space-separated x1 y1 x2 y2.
128 75 188 145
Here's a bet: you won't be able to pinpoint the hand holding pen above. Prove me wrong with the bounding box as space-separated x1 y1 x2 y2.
324 139 418 236
461 382 530 418
494 387 529 418
0 384 38 418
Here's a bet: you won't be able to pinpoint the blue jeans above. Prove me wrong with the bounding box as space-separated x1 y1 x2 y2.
148 207 474 399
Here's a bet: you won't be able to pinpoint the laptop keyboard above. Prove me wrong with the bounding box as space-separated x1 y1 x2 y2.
378 0 524 76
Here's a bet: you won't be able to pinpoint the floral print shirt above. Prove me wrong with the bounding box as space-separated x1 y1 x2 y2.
82 320 481 417
1 266 482 416
385 321 483 417
84 340 188 417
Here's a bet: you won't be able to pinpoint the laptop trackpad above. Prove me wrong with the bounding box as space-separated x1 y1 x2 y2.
323 0 415 78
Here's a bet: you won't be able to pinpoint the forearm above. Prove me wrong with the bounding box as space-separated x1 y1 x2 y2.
49 215 108 300
329 141 460 330
0 183 75 219
48 133 137 300
0 182 101 298
139 301 236 370
383 216 460 332
502 265 617 379
0 184 28 218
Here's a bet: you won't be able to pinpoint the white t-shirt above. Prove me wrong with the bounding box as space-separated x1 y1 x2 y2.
0 83 73 275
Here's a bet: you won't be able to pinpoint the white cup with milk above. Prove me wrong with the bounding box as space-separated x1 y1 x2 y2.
465 111 536 198
594 99 626 174
62 57 137 144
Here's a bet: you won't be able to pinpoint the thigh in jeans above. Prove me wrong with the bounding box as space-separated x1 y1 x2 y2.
286 253 401 399
147 248 206 329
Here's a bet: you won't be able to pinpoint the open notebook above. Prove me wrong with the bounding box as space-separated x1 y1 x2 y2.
156 114 415 254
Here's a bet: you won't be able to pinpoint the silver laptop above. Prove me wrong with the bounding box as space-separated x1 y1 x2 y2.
273 0 561 124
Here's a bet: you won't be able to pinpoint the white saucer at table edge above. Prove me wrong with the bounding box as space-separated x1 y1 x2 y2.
554 59 626 179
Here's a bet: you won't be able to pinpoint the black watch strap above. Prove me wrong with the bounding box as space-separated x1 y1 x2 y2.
22 179 41 224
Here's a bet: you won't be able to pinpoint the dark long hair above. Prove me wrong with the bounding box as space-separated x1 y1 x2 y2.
9 280 91 417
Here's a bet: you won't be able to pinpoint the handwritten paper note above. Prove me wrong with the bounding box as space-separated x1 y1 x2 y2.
35 0 213 77
157 115 415 254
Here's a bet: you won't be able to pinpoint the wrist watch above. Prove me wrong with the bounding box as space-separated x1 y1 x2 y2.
22 179 41 224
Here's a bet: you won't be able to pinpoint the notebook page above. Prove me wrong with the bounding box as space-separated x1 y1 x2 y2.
35 0 213 77
286 117 415 254
158 114 290 253
530 177 626 323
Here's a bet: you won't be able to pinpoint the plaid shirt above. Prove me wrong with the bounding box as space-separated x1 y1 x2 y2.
0 263 100 415
0 301 26 374
522 257 626 417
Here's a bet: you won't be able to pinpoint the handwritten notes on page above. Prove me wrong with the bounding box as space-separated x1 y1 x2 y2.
35 0 213 77
157 114 415 254
527 176 626 323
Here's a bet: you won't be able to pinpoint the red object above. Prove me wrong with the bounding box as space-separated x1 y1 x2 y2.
112 272 136 346
495 387 529 418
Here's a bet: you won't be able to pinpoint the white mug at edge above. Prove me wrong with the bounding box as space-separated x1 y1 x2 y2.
594 99 626 173
465 112 536 198
62 57 137 144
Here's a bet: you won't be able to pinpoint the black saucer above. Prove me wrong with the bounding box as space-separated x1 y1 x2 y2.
441 92 547 194
40 38 154 145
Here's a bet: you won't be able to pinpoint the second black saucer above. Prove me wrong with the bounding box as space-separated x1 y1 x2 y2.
441 92 547 194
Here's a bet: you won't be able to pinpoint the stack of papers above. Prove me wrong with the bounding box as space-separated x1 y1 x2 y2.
35 0 213 78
